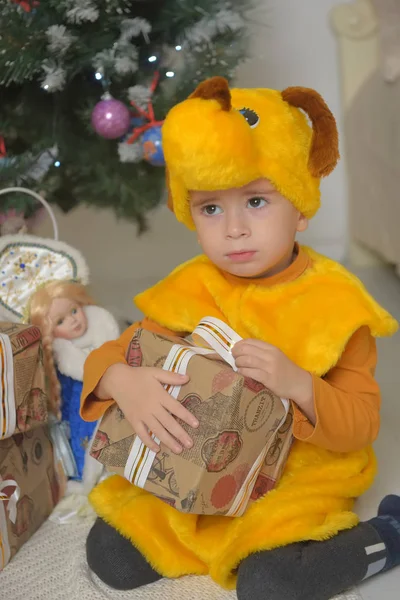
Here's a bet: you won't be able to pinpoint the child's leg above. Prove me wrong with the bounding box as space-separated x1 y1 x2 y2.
86 518 162 590
237 495 400 600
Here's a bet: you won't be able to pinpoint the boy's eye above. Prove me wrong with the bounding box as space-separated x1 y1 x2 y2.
248 197 267 208
71 308 77 315
57 318 64 326
202 204 222 216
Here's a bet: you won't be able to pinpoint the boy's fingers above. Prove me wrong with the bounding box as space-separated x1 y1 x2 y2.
237 367 268 386
157 407 193 449
135 421 160 453
146 416 183 455
235 355 266 370
164 395 199 428
232 344 264 358
233 339 275 353
154 369 190 386
233 345 276 363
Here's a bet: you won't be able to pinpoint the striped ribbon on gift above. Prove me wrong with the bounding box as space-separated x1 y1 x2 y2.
0 333 16 441
0 478 20 571
124 343 215 490
123 317 289 517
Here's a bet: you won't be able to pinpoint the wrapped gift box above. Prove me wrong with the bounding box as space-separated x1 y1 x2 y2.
0 322 49 440
0 425 67 571
90 318 293 517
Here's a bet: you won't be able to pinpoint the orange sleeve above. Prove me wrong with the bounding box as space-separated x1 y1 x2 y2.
80 318 182 422
292 326 380 452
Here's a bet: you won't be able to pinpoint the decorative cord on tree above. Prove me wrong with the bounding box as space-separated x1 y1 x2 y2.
119 71 165 166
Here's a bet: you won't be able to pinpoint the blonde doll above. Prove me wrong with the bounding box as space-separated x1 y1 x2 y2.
28 279 119 481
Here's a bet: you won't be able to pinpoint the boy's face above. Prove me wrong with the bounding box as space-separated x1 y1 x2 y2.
190 178 308 278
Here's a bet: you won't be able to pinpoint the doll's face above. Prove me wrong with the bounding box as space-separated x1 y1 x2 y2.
190 178 308 279
48 298 88 340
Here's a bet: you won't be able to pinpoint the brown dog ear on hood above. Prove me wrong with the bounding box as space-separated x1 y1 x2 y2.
282 87 339 178
189 76 232 111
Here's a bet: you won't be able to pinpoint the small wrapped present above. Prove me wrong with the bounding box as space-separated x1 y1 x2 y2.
90 317 293 517
0 425 67 570
0 322 49 440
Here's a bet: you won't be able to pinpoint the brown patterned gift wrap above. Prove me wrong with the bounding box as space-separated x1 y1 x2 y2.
90 318 293 517
0 425 67 570
0 322 49 440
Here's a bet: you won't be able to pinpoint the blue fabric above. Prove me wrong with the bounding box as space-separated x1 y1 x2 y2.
58 371 98 480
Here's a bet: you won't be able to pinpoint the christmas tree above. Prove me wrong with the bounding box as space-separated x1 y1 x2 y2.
0 0 248 230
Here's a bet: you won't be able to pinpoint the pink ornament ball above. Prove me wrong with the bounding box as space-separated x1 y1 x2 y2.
91 97 131 139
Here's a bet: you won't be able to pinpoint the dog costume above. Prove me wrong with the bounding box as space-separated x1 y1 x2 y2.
82 77 397 589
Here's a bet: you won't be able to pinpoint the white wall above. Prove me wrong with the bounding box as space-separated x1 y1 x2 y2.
331 0 384 267
35 203 199 323
236 0 348 261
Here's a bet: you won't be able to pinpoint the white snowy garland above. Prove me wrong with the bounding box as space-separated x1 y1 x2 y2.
41 62 67 92
65 0 99 24
184 9 244 45
118 141 143 163
46 25 76 55
92 17 150 76
128 85 152 109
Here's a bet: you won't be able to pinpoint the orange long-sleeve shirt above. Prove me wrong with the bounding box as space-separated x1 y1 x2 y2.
80 316 380 454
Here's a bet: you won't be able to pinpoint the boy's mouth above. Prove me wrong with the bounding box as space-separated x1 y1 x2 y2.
226 251 257 262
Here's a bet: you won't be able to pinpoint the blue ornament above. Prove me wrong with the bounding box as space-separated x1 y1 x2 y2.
131 116 145 128
120 116 146 142
0 157 14 168
141 125 165 167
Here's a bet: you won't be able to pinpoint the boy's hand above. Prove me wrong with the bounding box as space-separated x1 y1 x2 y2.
100 364 199 454
232 339 315 423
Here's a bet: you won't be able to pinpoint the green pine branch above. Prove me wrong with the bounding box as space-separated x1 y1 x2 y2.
0 0 249 228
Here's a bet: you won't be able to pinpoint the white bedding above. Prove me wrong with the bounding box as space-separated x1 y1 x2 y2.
0 495 361 600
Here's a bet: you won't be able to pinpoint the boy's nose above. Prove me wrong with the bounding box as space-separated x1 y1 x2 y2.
225 213 250 239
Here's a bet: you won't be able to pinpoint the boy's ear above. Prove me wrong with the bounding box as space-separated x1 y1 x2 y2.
297 213 309 233
282 87 339 178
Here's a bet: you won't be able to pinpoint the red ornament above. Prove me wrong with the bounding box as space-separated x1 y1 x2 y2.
11 0 39 12
0 136 6 158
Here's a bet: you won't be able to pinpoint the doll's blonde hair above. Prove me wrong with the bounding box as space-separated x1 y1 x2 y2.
28 280 96 417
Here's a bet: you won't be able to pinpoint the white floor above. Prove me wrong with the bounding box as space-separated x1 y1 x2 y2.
351 265 400 600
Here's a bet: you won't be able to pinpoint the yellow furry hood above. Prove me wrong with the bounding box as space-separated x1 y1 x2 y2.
162 77 340 229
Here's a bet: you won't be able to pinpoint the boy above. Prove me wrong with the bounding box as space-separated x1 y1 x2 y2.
81 78 399 599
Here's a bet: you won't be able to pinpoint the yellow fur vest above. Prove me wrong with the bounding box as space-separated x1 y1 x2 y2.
90 246 397 589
